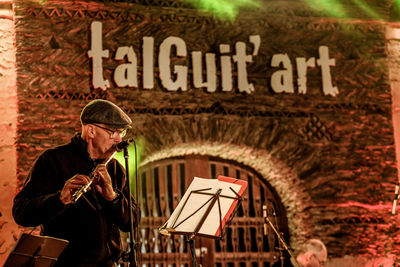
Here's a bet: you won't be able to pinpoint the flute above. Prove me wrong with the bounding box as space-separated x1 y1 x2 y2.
71 150 118 204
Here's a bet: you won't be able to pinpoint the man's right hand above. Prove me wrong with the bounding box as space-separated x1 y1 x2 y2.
60 174 91 205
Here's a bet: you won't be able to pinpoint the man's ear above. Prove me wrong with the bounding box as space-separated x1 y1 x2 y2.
304 252 313 262
84 124 96 138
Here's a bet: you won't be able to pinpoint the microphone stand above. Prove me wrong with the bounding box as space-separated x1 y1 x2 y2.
132 140 141 265
123 144 138 266
264 215 301 267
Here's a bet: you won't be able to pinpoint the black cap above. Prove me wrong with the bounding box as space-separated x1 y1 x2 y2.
80 99 132 129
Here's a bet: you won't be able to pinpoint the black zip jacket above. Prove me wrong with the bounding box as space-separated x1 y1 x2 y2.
12 134 137 266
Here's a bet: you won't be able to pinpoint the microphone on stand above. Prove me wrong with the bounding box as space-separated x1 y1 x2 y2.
263 204 268 235
392 184 399 215
114 137 140 266
114 139 134 152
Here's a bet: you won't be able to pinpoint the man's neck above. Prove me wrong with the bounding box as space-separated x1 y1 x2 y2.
87 144 105 160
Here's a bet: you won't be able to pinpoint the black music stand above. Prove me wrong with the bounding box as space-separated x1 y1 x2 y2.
159 176 247 267
4 233 69 267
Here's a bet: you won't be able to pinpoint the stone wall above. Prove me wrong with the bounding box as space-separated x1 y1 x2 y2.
0 4 18 266
7 0 400 265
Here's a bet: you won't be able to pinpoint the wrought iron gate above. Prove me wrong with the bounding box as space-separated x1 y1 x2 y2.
137 155 289 267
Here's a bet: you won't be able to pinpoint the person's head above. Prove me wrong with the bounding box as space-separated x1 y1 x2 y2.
295 239 327 267
80 99 132 158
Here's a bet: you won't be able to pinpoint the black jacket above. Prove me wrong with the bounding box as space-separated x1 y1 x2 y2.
12 134 137 266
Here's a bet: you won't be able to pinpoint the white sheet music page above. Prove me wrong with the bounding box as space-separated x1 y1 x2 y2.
164 177 243 237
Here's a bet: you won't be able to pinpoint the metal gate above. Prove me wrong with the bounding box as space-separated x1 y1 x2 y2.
137 155 289 267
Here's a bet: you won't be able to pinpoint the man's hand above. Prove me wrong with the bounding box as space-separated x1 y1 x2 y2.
93 164 118 201
60 174 91 205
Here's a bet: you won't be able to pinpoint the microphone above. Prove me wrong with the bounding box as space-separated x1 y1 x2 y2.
392 184 399 215
114 139 134 152
263 204 268 235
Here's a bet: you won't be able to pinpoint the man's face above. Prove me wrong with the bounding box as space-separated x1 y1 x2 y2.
308 251 327 267
92 124 125 156
296 250 327 267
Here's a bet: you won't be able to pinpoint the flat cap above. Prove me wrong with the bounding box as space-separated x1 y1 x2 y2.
80 99 132 129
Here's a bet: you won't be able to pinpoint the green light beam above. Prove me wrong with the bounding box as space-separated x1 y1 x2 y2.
114 138 144 197
302 0 348 19
352 0 382 20
183 0 260 20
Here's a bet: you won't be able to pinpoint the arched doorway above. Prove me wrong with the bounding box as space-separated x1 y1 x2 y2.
138 154 289 266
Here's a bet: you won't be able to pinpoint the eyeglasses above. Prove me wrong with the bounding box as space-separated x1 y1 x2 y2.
93 124 127 139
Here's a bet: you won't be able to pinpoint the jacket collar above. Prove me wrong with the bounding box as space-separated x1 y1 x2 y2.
71 133 106 165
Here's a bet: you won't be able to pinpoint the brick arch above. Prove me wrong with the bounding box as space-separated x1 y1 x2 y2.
133 115 323 176
140 141 313 249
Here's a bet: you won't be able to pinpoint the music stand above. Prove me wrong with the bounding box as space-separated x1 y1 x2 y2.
4 233 69 267
159 176 248 267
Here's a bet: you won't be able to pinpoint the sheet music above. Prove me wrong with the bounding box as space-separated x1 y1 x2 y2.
164 176 246 237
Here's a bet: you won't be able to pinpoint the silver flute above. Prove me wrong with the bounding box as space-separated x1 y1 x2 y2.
71 150 118 204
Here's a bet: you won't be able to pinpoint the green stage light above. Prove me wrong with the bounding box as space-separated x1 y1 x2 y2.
392 0 400 21
352 0 381 20
302 0 348 18
303 0 385 20
183 0 260 20
114 139 144 194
